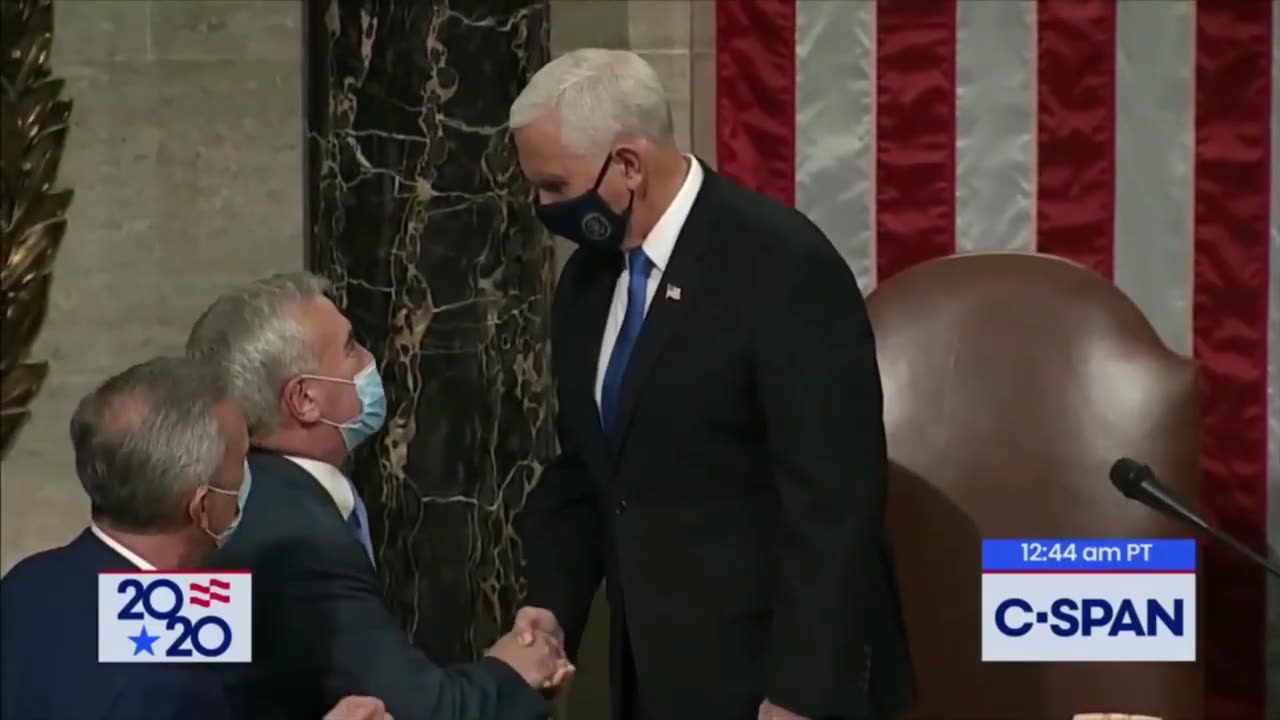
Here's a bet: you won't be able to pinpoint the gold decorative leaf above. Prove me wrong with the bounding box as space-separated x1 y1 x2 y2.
4 272 52 356
4 201 67 295
0 0 71 460
0 361 48 407
0 409 31 459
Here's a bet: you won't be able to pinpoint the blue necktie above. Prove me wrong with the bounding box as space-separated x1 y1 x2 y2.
346 479 375 568
601 249 653 439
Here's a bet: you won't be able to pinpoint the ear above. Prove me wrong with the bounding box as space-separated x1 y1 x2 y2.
613 144 644 186
281 375 322 425
186 485 210 526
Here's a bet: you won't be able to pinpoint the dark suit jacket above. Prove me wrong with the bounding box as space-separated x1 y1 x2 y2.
520 165 915 720
211 450 548 720
1 530 232 720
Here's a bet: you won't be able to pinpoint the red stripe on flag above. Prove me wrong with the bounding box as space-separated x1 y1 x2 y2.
1193 2 1273 719
1035 0 1117 278
714 0 795 206
875 0 957 283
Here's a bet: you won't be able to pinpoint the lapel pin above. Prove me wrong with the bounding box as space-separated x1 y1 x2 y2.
665 284 682 302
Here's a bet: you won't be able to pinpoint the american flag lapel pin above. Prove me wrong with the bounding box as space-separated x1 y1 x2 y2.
665 283 682 302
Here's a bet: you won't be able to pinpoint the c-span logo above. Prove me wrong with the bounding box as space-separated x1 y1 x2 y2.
981 539 1195 662
98 572 252 663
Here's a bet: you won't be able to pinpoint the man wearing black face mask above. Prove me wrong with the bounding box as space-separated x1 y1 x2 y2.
186 273 570 720
507 49 915 720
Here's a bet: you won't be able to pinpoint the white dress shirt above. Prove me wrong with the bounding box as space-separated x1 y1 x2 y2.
91 523 156 570
283 455 356 519
594 155 705 405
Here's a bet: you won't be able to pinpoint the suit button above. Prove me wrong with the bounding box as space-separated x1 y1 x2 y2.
615 500 628 516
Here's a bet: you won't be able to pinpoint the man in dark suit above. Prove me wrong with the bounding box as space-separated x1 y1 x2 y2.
186 273 568 720
506 49 915 720
1 357 392 720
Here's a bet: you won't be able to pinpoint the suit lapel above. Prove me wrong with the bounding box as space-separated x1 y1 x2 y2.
562 251 620 479
609 170 720 457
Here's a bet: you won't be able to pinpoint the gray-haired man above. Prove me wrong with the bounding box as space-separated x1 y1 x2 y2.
187 272 564 720
0 357 392 720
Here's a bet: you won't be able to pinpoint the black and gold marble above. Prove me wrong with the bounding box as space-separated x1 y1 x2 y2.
304 0 554 663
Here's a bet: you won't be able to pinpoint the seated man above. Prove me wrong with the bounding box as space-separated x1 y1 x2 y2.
0 356 392 720
186 273 566 720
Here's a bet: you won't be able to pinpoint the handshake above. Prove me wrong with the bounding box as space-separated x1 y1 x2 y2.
485 607 576 691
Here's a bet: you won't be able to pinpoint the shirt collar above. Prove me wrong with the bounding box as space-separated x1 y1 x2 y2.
634 154 703 273
283 454 356 519
91 523 157 571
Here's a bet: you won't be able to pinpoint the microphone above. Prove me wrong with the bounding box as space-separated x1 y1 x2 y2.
1110 457 1280 580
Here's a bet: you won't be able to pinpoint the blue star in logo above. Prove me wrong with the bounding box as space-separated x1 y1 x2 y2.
129 625 159 656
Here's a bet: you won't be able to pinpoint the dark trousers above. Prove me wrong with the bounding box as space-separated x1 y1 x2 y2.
617 625 650 720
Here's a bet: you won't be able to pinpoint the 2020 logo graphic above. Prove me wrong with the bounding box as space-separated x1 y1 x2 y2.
98 572 252 663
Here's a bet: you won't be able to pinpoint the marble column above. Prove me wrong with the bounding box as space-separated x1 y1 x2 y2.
305 0 554 663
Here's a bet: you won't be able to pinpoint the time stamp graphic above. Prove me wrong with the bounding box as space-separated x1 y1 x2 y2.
98 572 252 663
1016 540 1160 564
981 538 1196 662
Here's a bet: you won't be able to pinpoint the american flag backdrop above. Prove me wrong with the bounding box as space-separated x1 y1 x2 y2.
711 1 1277 719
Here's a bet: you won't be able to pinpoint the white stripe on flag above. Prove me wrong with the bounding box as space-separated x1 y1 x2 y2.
1267 4 1280 716
954 0 1036 254
1113 0 1195 355
794 0 876 293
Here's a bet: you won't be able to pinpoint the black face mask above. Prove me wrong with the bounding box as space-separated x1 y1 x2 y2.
535 154 635 252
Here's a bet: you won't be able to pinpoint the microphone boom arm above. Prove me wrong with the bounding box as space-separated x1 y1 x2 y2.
1110 457 1280 581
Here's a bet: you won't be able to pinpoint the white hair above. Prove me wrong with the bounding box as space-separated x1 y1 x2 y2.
509 48 675 156
185 272 330 437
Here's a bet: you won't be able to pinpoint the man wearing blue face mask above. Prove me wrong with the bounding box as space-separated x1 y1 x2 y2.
1 356 397 720
2 357 245 720
187 272 566 720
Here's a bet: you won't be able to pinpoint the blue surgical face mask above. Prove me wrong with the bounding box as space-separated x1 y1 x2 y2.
205 459 252 547
535 154 634 252
303 361 387 451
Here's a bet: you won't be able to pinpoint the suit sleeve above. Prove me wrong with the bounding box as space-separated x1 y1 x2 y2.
262 539 550 720
518 256 606 659
519 412 605 659
753 229 889 717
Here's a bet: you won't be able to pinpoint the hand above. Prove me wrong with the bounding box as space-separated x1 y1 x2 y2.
486 629 575 690
324 695 393 720
758 699 810 720
512 606 565 651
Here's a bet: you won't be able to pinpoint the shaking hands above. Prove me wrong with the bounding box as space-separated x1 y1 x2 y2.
485 606 574 691
323 696 393 720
